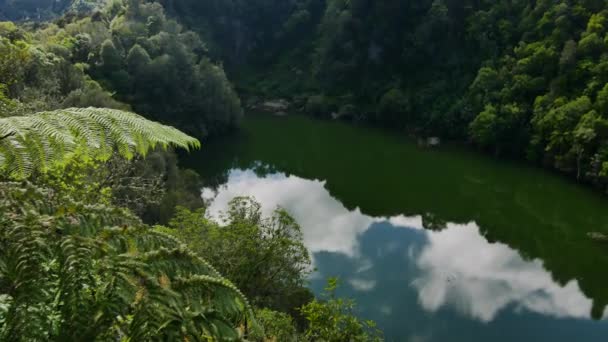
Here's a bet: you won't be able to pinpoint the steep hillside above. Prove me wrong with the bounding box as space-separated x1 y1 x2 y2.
161 0 608 193
3 0 608 192
0 0 241 136
0 0 103 21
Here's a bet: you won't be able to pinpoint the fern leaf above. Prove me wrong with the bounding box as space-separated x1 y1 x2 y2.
0 108 200 179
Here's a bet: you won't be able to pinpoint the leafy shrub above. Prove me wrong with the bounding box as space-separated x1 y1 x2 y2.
255 309 298 342
166 197 313 312
300 278 383 342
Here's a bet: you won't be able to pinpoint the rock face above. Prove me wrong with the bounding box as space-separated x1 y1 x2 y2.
333 104 358 121
588 232 608 242
427 137 441 147
418 137 441 148
258 99 290 113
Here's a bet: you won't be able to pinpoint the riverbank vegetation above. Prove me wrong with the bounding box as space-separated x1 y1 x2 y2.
3 0 608 339
0 108 382 340
0 1 383 340
158 0 608 193
3 1 608 190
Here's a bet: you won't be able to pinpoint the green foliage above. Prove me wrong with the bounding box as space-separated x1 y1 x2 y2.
165 197 313 313
0 180 254 341
531 96 593 172
0 84 16 117
0 107 255 340
77 0 243 136
163 0 608 190
126 43 151 73
1 0 243 137
195 59 243 135
157 0 322 65
254 308 298 342
36 150 162 218
0 5 396 340
115 0 608 190
0 22 122 115
111 150 205 225
469 102 528 155
596 83 608 114
0 35 30 91
99 39 122 70
300 278 383 342
61 78 130 109
0 107 200 179
470 104 500 148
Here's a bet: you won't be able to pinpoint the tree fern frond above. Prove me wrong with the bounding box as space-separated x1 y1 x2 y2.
0 181 252 341
0 108 201 179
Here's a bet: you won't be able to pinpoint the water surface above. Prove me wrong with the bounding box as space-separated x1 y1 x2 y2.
185 114 608 341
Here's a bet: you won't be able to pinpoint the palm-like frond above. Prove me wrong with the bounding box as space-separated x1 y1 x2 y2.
0 181 254 341
0 107 201 179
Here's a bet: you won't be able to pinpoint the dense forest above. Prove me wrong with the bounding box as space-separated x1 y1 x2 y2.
3 0 608 192
2 0 608 340
0 0 382 340
161 0 608 193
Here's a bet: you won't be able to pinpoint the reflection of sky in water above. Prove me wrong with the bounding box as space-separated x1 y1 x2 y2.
202 169 608 341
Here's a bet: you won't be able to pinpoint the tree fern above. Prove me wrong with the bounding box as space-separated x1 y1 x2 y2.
0 107 200 179
0 107 263 340
0 181 257 341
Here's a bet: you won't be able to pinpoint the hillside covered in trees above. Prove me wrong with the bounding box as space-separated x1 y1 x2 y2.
1 0 241 136
3 0 608 192
0 1 384 340
2 0 608 340
157 0 608 193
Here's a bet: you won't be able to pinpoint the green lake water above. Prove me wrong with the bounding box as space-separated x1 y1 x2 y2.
184 113 608 341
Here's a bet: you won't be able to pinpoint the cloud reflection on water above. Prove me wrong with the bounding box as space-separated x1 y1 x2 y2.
414 223 593 321
202 169 599 321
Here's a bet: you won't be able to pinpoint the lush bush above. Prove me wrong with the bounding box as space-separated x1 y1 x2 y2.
165 197 313 313
5 0 244 137
254 309 299 342
166 0 608 191
300 278 383 342
85 0 243 136
0 108 254 341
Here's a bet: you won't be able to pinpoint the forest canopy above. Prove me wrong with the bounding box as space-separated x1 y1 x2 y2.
4 0 608 193
3 0 608 338
0 0 242 136
159 0 608 193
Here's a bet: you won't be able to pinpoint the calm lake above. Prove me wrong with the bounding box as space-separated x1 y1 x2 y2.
185 113 608 341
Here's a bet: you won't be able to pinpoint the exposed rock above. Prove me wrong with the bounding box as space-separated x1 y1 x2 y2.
418 137 442 148
259 99 290 113
588 232 608 242
428 137 441 147
333 104 357 121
